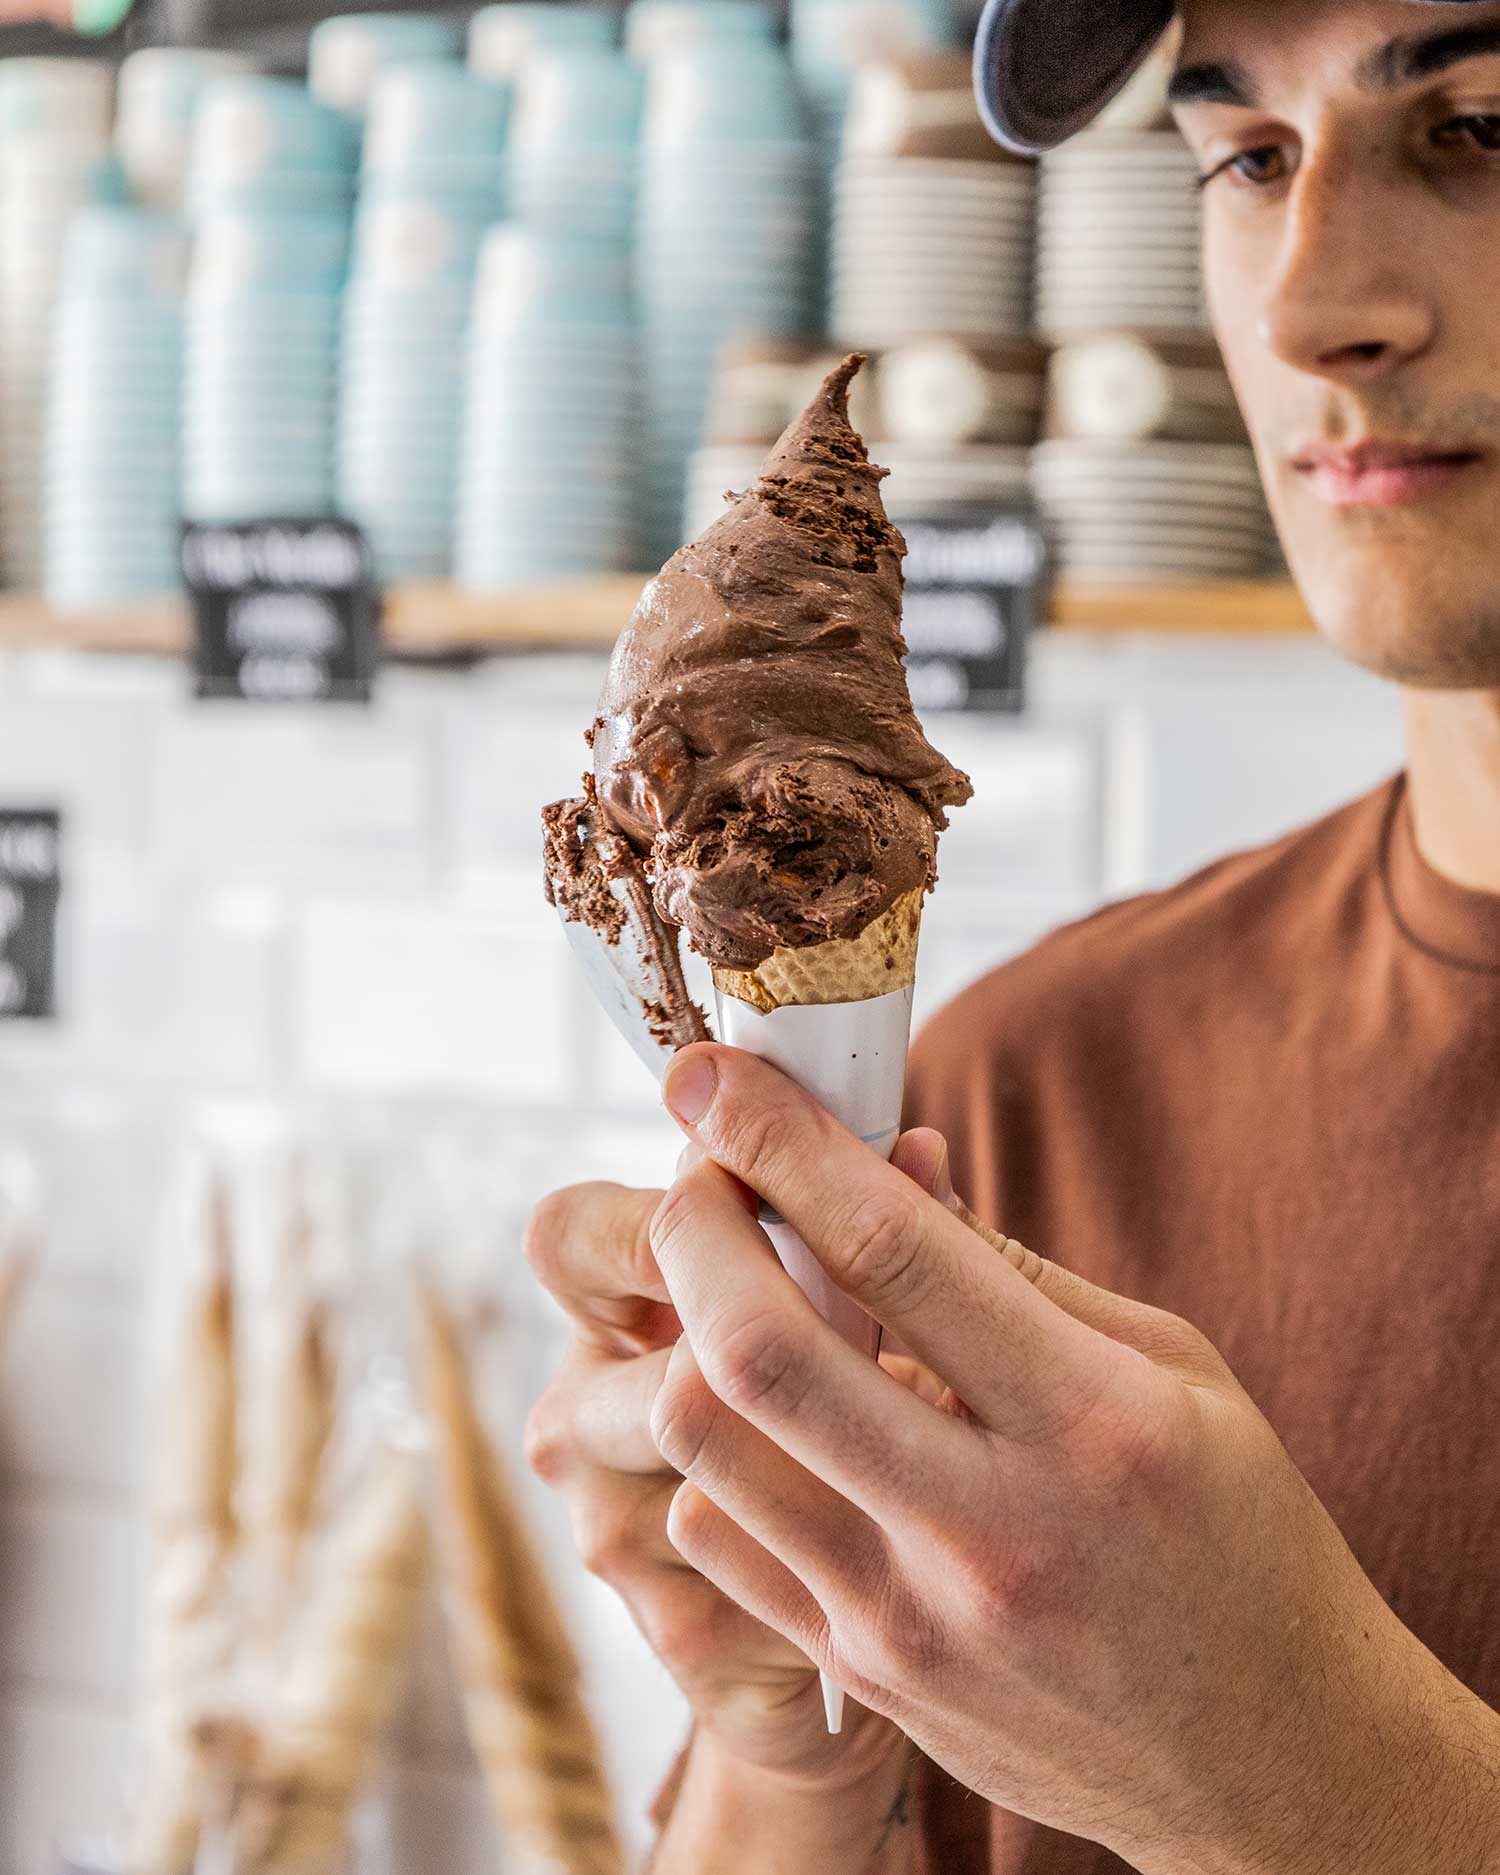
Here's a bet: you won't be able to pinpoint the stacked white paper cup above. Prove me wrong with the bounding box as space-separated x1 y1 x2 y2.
1030 439 1272 582
831 155 1034 348
183 210 350 524
455 227 640 589
185 73 359 220
1035 130 1208 340
508 46 641 247
45 207 188 612
115 49 254 210
308 11 464 116
638 41 820 561
0 58 115 588
467 1 619 80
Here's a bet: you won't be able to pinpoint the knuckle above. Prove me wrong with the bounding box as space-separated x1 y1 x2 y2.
523 1391 573 1485
574 1500 643 1587
715 1091 803 1183
648 1179 698 1264
833 1188 927 1311
522 1185 578 1282
703 1307 810 1419
649 1365 717 1476
649 1585 727 1678
1074 1376 1186 1503
840 1574 951 1692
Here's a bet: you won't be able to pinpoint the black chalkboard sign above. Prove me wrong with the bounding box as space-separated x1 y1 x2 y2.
182 518 379 703
892 502 1051 713
0 809 60 1020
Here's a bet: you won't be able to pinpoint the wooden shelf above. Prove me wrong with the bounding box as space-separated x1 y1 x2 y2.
0 575 1314 660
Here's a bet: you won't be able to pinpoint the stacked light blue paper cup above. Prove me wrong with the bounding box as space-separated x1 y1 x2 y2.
360 58 510 221
790 0 956 160
45 207 188 612
625 0 774 61
186 74 358 220
338 62 508 583
508 46 641 247
308 11 464 116
182 209 350 524
115 48 254 211
0 58 115 588
637 41 820 561
467 2 618 82
456 227 640 590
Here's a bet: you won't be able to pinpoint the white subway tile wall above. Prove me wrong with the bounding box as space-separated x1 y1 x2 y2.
0 632 1404 1872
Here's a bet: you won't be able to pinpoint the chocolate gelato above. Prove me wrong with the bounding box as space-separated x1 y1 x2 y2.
556 354 971 972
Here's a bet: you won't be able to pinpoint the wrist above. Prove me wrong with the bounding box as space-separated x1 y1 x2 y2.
657 1721 918 1873
1228 1626 1500 1875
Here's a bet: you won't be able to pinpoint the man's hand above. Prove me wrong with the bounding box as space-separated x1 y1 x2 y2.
648 1041 1500 1875
522 1179 913 1815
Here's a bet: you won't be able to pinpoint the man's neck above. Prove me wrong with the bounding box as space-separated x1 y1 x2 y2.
1401 688 1500 897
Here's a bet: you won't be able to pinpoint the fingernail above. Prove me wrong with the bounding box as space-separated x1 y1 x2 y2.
932 1140 955 1208
675 1142 704 1179
664 1051 718 1127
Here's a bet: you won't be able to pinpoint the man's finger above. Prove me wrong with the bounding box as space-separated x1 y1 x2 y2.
651 1330 890 1607
526 1344 678 1481
651 1158 980 1527
662 1046 1133 1443
892 1128 1231 1386
568 1470 690 1587
666 1481 830 1672
524 1182 680 1354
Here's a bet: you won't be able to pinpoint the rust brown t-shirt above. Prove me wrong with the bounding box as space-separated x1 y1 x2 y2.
901 774 1500 1872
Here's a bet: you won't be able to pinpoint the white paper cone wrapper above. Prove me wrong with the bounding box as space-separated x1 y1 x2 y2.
712 985 914 1363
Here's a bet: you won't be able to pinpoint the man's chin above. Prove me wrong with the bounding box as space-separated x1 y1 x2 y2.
1290 541 1500 689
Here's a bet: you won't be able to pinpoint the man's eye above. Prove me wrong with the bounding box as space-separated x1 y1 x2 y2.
1432 113 1500 153
1197 145 1290 191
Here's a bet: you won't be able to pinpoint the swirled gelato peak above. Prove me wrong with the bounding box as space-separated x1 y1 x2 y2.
562 354 972 972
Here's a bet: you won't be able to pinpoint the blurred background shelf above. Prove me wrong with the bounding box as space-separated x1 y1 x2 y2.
0 575 1314 659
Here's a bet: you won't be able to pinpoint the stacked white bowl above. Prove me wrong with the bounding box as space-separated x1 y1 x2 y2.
185 72 359 221
508 45 640 248
0 58 115 589
456 227 639 590
308 11 464 116
830 154 1034 348
182 209 350 525
468 2 619 80
1035 130 1207 340
45 207 188 613
1031 440 1271 583
338 63 508 583
637 40 820 561
115 49 254 211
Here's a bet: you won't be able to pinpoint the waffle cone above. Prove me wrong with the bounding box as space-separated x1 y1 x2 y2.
713 890 923 1013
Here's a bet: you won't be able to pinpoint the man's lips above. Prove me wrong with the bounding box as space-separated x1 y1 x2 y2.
1290 441 1487 508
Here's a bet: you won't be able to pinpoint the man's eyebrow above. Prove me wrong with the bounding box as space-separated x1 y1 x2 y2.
1166 60 1257 109
1360 20 1500 89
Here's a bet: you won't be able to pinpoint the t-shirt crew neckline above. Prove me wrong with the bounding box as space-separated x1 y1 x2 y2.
1380 774 1500 974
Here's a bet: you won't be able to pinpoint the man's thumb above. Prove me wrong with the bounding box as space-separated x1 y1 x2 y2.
892 1129 1228 1385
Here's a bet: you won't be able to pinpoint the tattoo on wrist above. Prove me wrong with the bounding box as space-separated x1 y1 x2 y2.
872 1763 913 1856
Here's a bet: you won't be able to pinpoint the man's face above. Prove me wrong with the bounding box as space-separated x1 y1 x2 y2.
1172 0 1500 686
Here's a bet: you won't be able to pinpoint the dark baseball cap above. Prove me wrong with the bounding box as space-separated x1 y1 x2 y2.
975 0 1484 155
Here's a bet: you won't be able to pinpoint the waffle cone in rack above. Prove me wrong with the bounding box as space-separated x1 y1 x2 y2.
712 888 923 1014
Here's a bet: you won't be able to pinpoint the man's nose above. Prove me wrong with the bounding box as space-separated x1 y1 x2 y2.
1255 148 1434 382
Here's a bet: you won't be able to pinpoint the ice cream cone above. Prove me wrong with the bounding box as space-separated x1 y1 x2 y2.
711 889 923 1014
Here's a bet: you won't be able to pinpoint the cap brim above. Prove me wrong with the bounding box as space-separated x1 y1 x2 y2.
973 0 1175 155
